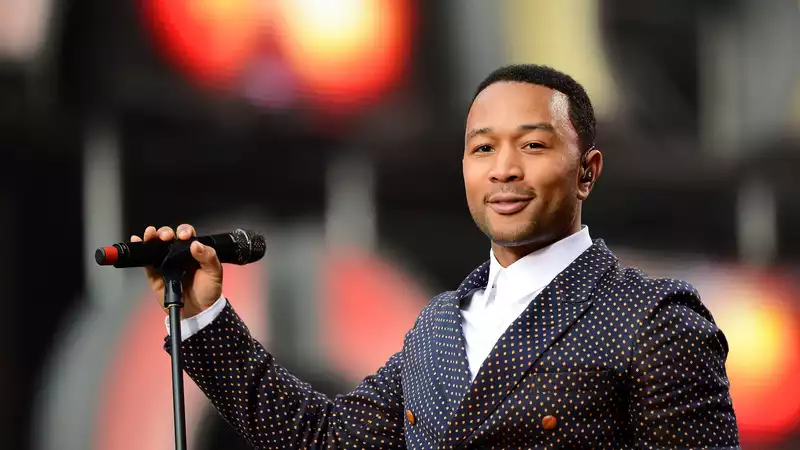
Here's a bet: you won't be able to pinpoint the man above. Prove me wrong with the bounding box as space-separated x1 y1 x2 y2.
134 64 740 448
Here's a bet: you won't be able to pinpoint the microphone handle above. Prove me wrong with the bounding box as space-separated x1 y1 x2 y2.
96 233 237 268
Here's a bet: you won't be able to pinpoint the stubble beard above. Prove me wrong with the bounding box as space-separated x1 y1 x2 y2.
470 195 579 248
470 206 540 247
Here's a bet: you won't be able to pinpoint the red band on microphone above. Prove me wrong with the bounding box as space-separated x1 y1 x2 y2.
102 245 119 264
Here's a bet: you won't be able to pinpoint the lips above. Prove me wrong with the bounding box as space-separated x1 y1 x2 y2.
487 194 534 215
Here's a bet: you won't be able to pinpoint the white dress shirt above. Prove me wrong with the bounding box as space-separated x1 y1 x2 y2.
460 226 592 381
165 294 228 341
169 227 593 382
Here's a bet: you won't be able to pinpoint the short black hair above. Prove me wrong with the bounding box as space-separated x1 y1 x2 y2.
473 64 596 152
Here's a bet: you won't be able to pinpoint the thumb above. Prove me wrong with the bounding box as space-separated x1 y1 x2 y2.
190 241 221 273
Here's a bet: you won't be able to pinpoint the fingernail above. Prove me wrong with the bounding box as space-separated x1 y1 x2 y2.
195 243 204 253
178 229 188 238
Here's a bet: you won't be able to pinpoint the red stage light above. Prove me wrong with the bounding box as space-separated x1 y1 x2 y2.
142 0 264 88
275 0 413 112
141 0 413 113
708 273 800 444
320 248 428 380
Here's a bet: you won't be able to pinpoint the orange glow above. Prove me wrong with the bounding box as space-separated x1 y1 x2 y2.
722 302 792 384
710 276 800 443
141 0 413 110
321 248 428 381
276 0 413 111
142 0 263 88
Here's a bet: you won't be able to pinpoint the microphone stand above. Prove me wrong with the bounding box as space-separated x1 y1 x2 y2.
161 248 191 450
95 231 264 450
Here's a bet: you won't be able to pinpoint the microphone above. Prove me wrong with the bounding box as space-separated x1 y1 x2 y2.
95 229 266 268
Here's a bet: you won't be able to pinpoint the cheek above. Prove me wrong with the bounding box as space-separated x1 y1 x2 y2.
528 160 572 190
463 167 486 201
527 162 577 204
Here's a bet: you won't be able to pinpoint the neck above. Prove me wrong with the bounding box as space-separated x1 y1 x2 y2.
491 219 582 268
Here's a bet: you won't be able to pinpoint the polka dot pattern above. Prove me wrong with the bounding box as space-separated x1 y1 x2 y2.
168 239 740 448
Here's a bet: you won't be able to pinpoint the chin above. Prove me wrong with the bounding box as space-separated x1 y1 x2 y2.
487 229 539 247
492 238 535 247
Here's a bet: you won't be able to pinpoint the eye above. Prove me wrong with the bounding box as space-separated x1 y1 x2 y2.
473 144 493 154
523 142 545 150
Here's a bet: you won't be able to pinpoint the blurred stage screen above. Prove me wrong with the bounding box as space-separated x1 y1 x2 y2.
0 1 798 450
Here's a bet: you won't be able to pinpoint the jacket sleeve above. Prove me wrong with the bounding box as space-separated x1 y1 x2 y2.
627 286 740 449
165 300 407 449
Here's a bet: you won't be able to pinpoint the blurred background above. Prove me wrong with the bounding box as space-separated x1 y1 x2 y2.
1 0 799 448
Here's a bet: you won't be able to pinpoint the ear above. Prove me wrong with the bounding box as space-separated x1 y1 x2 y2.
577 147 603 201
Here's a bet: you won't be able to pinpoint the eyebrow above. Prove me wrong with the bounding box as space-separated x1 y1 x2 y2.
465 123 556 140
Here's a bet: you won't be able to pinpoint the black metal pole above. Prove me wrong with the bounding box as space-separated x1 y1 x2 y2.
164 275 187 450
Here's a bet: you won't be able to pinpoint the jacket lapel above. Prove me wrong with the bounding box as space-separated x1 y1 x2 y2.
442 240 618 448
432 262 489 411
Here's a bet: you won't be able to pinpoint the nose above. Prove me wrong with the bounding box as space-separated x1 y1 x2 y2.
488 147 524 182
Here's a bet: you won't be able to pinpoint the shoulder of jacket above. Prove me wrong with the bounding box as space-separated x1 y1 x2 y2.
412 291 458 324
597 264 700 303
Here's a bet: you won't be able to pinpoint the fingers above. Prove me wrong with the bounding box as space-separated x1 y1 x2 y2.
141 226 166 281
190 241 221 273
143 226 158 242
146 225 175 278
144 225 195 241
140 225 205 278
176 224 196 240
157 226 175 241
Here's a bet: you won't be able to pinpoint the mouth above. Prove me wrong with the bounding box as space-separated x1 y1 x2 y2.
486 196 533 215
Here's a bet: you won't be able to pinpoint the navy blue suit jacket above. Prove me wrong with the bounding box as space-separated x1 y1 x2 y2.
169 240 740 448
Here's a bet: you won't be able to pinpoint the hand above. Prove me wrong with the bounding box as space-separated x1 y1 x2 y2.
131 224 223 318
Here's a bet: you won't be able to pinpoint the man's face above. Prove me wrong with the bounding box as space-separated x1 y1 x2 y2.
463 82 582 247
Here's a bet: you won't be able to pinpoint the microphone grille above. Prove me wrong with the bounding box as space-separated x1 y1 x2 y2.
249 231 267 262
232 229 266 264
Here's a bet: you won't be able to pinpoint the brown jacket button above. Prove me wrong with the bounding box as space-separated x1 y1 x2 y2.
406 409 416 425
542 415 558 431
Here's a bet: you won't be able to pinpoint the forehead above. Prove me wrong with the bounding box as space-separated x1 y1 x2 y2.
466 82 574 138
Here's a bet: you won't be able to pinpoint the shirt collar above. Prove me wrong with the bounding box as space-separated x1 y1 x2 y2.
484 225 593 304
